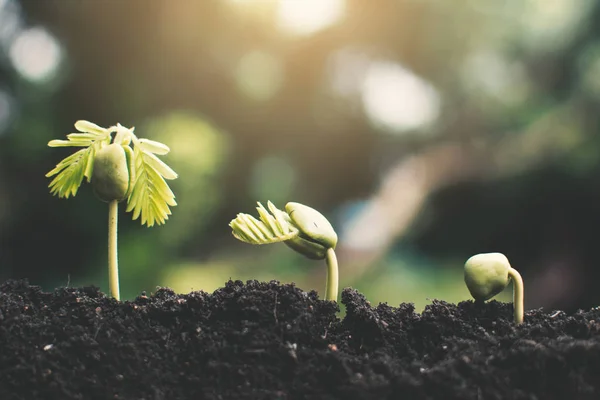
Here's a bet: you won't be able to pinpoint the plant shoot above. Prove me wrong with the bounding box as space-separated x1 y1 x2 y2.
464 252 524 324
46 120 178 300
230 201 339 301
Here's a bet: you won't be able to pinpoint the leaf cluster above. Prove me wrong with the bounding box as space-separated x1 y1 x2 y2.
230 201 299 244
46 120 178 227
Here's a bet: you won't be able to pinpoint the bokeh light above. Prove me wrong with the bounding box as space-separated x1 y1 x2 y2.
9 27 62 83
361 62 441 133
235 50 284 101
276 0 345 36
521 0 594 51
142 112 230 247
462 50 529 105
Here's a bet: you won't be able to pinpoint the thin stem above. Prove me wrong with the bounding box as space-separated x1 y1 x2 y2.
108 200 120 300
508 267 523 324
325 248 338 302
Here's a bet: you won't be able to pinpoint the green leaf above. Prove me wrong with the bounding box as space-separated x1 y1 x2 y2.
125 144 177 227
46 147 93 198
137 138 170 155
46 123 111 198
142 151 178 180
229 202 298 245
67 132 106 141
48 139 92 147
75 120 108 135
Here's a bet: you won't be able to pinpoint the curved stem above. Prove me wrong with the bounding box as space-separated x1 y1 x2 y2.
325 248 338 302
108 200 120 300
508 267 523 324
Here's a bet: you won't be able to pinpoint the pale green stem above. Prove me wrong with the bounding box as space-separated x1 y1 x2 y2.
108 200 120 300
325 248 338 302
508 267 523 324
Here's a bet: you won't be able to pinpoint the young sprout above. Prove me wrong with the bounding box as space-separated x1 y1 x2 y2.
464 252 524 324
229 201 339 301
46 120 178 300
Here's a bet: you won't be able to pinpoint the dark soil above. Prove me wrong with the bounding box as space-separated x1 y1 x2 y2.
1 279 599 400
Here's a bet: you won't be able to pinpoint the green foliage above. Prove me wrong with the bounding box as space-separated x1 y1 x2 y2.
46 121 111 198
230 201 338 259
230 201 299 245
125 138 177 227
46 120 178 227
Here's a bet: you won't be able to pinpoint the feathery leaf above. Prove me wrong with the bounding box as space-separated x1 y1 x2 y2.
46 121 111 198
230 201 298 245
46 147 93 198
125 142 177 227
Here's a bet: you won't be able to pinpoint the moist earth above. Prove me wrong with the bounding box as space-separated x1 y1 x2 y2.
0 279 599 400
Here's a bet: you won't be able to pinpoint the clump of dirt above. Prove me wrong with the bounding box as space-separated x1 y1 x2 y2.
1 279 599 399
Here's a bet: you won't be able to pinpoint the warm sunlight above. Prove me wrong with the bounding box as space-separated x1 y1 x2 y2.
276 0 346 36
225 0 346 36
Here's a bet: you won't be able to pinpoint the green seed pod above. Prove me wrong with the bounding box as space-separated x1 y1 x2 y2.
284 202 338 260
464 252 511 301
92 143 131 202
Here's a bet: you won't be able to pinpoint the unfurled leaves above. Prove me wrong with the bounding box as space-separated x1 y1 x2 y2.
46 121 111 198
46 120 178 227
46 147 95 198
125 141 178 227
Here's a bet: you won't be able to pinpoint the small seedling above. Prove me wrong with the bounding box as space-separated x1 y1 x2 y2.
46 120 178 300
464 252 524 324
230 201 339 301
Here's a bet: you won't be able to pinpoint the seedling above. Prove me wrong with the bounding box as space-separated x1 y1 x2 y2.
464 252 524 324
230 201 339 301
46 120 178 300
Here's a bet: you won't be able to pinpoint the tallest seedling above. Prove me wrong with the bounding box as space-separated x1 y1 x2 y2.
46 120 178 300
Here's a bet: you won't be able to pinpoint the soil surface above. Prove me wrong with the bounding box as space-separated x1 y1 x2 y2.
1 279 599 400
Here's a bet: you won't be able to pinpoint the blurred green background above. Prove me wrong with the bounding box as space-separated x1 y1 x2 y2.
1 0 600 312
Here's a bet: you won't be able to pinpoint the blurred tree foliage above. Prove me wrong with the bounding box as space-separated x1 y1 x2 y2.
1 0 600 311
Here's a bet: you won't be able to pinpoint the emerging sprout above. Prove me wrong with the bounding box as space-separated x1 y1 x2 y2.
464 252 524 324
46 120 178 300
230 201 339 301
